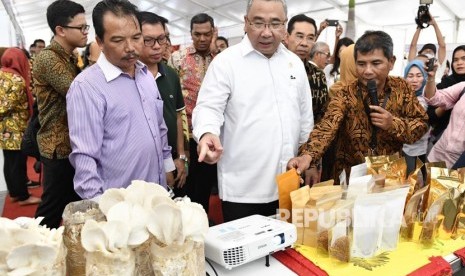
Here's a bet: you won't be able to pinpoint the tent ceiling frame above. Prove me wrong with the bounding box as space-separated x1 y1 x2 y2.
2 0 24 45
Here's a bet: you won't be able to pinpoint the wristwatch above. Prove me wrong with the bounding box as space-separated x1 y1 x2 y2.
179 154 188 162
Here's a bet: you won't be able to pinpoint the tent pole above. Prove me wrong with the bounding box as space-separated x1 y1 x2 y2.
1 0 25 47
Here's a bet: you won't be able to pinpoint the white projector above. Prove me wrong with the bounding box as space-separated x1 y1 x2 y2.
204 215 297 269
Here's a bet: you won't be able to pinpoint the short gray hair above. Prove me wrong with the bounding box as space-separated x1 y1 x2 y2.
310 42 329 59
246 0 287 16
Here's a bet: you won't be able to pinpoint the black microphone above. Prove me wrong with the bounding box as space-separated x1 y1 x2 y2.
367 80 378 106
367 80 378 147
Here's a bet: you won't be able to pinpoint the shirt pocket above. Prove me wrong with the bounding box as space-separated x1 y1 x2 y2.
154 98 164 125
286 68 302 99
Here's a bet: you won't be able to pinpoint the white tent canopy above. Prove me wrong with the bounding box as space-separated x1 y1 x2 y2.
0 0 464 191
1 0 465 75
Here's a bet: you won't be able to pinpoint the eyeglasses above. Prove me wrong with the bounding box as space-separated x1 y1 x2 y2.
62 25 90 33
318 51 331 58
143 35 168 47
294 34 315 44
246 18 286 31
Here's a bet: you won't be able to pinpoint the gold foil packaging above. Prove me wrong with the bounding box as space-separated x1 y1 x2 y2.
452 194 465 240
365 153 400 175
420 193 449 247
426 167 465 239
400 185 429 241
405 158 425 205
365 153 407 190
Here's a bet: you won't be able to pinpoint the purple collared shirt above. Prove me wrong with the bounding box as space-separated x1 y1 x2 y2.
67 54 174 199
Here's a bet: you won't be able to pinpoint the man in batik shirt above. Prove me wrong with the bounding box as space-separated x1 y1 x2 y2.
33 0 88 228
168 13 217 213
285 14 330 184
288 30 428 182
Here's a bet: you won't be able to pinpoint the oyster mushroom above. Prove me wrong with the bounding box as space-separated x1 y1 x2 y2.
176 198 209 243
82 219 131 253
98 188 126 216
6 244 56 275
146 202 183 245
106 201 149 247
125 180 170 208
101 221 130 252
81 220 110 253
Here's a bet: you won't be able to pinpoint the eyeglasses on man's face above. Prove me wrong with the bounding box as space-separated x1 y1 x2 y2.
143 35 168 47
318 51 331 58
294 34 315 45
62 24 90 33
246 18 286 31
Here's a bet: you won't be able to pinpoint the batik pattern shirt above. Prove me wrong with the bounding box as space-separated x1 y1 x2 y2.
33 40 81 159
168 45 214 131
0 71 29 150
304 60 329 124
300 77 429 180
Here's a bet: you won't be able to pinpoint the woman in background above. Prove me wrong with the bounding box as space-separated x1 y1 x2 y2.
427 45 465 148
324 37 354 88
328 44 357 97
402 60 430 175
424 58 465 168
0 48 41 205
317 44 357 182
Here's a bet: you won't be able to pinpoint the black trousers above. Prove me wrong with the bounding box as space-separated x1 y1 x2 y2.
403 151 427 178
35 156 81 228
222 200 279 222
452 151 465 169
3 150 29 200
185 138 217 213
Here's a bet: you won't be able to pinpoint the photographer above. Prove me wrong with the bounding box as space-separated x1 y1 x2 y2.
408 10 446 83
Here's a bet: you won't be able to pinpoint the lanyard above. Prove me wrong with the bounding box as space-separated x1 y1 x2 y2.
357 85 391 155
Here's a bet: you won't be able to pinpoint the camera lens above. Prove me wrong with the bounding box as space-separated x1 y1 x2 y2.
419 6 431 23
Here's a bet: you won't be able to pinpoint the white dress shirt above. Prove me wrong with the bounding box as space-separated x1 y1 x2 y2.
193 35 314 203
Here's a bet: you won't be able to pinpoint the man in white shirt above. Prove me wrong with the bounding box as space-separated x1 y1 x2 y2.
192 0 314 222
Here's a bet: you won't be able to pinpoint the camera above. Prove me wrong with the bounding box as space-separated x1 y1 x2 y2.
416 0 433 29
426 58 435 72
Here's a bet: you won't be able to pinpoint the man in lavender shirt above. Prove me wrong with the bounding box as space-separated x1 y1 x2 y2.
66 0 175 200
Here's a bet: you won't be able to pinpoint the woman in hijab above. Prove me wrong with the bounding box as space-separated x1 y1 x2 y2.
0 48 41 205
329 44 358 97
427 45 465 146
403 60 430 175
437 45 465 89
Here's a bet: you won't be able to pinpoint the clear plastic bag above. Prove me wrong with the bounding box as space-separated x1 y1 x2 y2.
134 236 155 276
380 187 409 251
62 200 105 276
316 229 330 256
352 194 385 258
85 247 135 276
150 238 204 276
328 218 350 262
